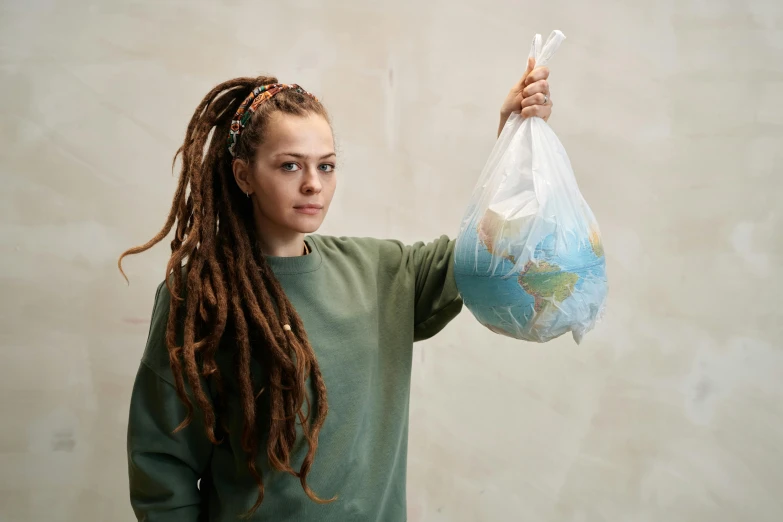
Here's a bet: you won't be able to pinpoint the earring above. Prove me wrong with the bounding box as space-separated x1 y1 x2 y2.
246 192 250 198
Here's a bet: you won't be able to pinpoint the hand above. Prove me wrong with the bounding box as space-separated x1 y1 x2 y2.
498 57 552 135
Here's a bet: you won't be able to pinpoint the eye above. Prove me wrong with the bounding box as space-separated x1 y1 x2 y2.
281 162 300 172
319 164 336 173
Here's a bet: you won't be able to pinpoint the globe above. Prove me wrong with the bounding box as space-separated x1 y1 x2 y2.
454 211 607 344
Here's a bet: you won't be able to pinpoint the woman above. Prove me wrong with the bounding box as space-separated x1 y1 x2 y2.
122 58 552 521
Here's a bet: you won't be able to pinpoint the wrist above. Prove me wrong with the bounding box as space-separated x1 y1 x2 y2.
497 113 510 138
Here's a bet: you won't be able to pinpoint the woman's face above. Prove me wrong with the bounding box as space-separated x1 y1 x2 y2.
233 112 336 240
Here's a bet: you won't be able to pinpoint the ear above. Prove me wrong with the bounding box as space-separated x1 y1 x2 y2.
232 158 253 196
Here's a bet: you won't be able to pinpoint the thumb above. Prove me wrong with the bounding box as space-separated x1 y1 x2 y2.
517 57 536 89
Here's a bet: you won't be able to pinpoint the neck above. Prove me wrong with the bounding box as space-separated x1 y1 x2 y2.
256 231 307 257
253 216 307 258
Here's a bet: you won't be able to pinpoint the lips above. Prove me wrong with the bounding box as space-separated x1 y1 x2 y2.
294 204 323 215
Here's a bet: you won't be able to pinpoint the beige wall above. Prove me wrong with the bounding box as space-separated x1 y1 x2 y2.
2 0 782 520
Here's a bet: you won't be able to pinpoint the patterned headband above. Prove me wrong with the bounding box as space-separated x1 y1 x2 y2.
227 83 318 158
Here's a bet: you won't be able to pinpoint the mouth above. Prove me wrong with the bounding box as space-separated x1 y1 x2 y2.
294 204 323 215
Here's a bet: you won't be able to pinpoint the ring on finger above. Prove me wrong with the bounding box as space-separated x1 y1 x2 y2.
543 93 549 104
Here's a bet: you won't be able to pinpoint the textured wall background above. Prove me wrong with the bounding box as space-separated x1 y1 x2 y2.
1 0 782 520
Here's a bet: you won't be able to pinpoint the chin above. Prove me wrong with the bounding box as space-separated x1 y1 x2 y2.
291 217 325 234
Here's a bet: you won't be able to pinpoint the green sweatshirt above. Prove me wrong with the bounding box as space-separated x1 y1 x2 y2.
127 234 463 521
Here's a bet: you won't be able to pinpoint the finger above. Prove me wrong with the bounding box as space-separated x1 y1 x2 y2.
521 92 547 109
521 103 552 120
522 79 549 98
524 66 550 86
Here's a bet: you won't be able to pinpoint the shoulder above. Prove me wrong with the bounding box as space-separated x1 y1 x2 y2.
309 234 409 264
310 234 404 252
310 234 455 275
311 233 454 256
139 279 181 387
310 234 455 255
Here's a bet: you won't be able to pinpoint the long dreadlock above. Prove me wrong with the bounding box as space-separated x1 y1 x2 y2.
118 75 332 516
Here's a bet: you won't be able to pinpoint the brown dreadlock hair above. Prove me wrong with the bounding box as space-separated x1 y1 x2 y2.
118 75 333 516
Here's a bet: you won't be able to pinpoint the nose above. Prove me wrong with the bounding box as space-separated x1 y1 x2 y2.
301 167 322 195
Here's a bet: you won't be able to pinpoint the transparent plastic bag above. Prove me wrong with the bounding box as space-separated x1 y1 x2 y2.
454 30 607 344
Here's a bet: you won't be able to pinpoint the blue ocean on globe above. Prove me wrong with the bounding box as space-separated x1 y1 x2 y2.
454 220 607 343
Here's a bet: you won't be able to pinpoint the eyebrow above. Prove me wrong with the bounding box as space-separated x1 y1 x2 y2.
274 152 336 160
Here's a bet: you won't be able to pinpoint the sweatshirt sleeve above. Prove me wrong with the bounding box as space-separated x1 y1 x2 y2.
127 282 213 521
406 235 464 341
